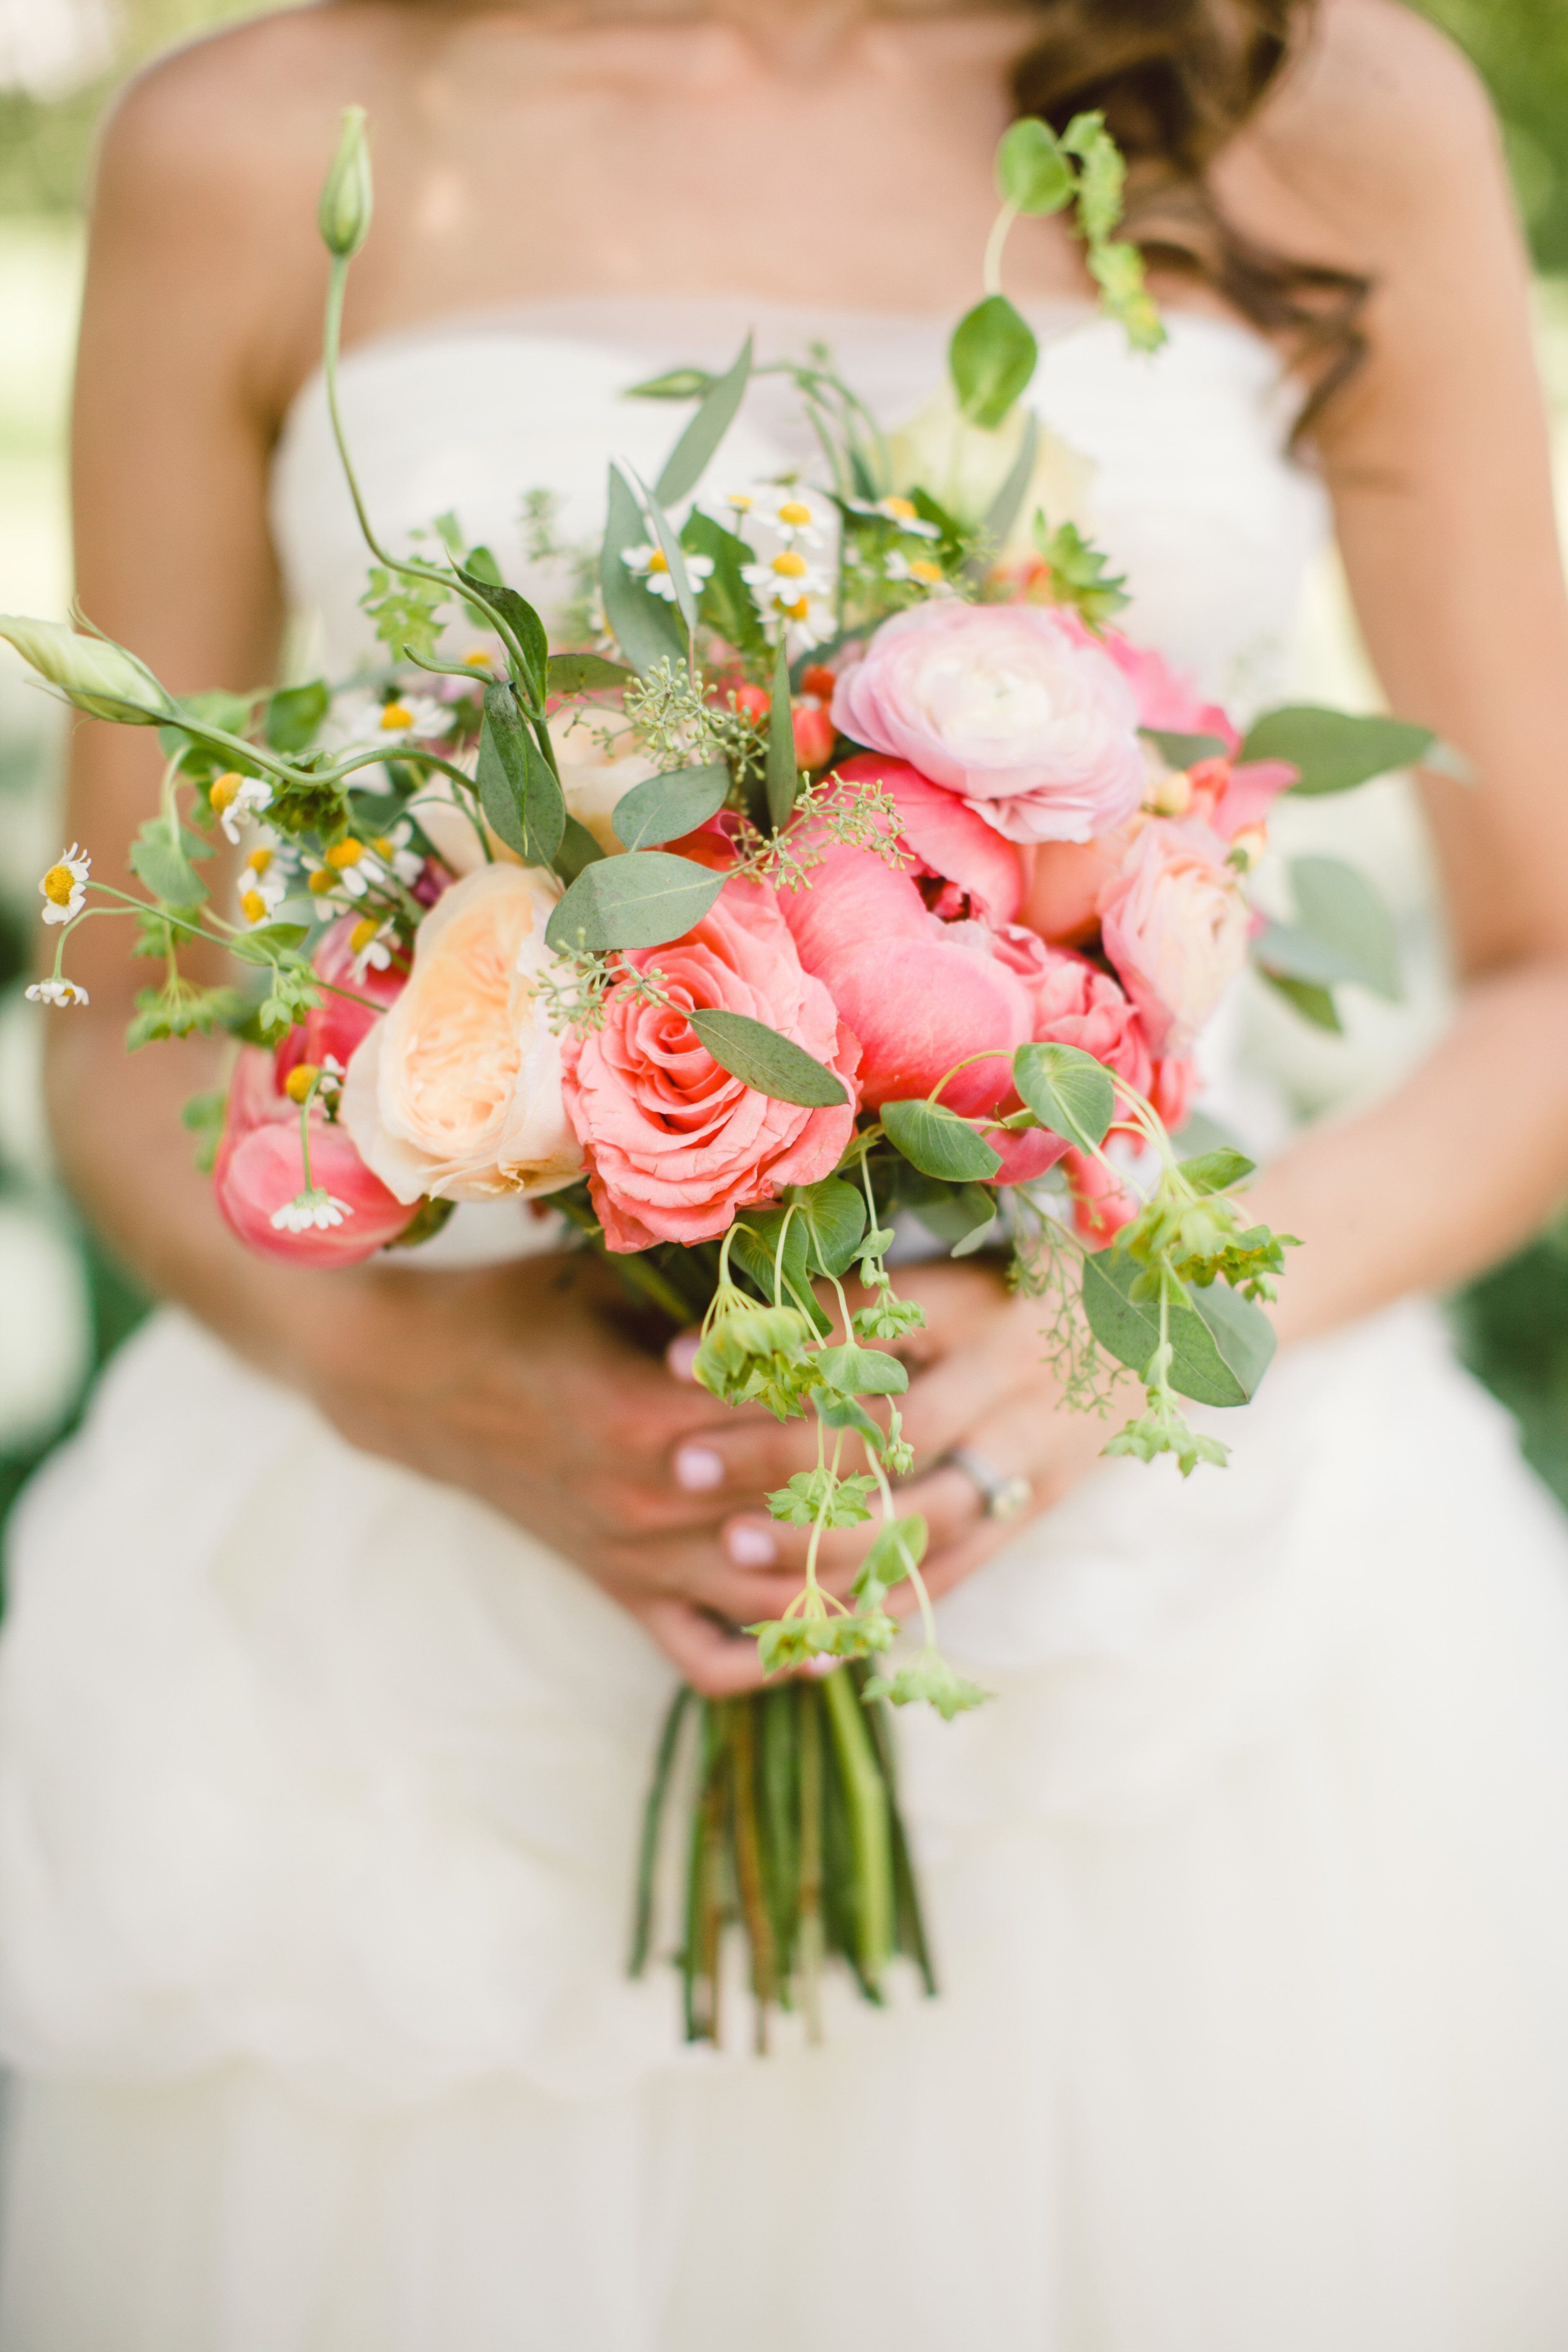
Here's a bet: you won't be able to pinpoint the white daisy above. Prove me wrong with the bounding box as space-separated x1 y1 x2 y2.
620 544 714 605
347 916 398 979
208 771 274 846
884 549 947 588
847 493 942 540
269 1188 355 1235
740 547 834 626
756 491 830 547
25 977 89 1008
237 859 288 928
329 689 454 749
37 844 90 926
366 820 424 887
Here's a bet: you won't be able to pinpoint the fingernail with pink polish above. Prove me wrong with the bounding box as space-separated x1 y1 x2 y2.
666 1333 701 1382
674 1444 725 1493
804 1655 838 1678
726 1522 777 1569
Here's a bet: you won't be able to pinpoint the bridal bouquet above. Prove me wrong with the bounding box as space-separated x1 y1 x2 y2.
5 111 1432 2046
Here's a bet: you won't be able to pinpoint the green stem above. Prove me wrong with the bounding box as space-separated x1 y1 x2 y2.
629 1683 693 1977
983 199 1021 298
799 1684 824 2043
819 1663 892 1991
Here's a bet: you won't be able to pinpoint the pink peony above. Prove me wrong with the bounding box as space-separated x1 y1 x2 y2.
830 754 1023 926
980 930 1145 1184
214 1048 412 1267
276 912 405 1088
1098 819 1249 1056
830 601 1146 846
563 878 860 1251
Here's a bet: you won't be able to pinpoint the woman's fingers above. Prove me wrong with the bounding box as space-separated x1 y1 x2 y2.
632 1597 771 1696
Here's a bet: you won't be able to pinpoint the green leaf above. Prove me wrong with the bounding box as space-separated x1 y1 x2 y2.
601 463 686 676
227 922 309 963
907 1179 998 1252
765 638 798 833
130 822 206 909
624 364 717 401
1177 1148 1256 1195
1031 516 1131 630
1012 1039 1116 1150
948 294 1038 431
1240 706 1435 796
654 334 753 507
882 1098 1002 1183
453 564 548 703
852 1515 927 1602
814 1343 909 1398
789 1176 867 1277
633 474 702 649
731 1210 829 1331
1081 1251 1272 1408
975 410 1039 564
544 849 725 954
1288 855 1401 1001
554 814 607 885
687 1007 848 1107
682 510 769 665
612 761 730 850
1143 727 1230 769
545 652 633 696
1259 968 1342 1033
476 684 565 866
995 117 1073 214
264 679 329 754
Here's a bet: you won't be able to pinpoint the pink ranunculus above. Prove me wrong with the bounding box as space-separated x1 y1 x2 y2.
1088 627 1240 755
830 600 1146 846
563 878 860 1251
831 754 1023 927
1098 818 1249 1056
276 912 406 1088
214 1048 412 1266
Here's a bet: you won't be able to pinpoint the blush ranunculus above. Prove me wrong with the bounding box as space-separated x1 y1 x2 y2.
214 1049 413 1267
830 601 1146 846
1098 818 1250 1056
562 878 860 1251
831 753 1023 926
340 863 582 1203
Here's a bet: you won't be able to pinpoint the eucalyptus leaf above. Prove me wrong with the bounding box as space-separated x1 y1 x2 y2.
1288 855 1401 1001
1081 1252 1269 1408
476 685 565 866
1142 727 1230 769
1178 1148 1256 1195
454 565 549 703
612 762 730 851
554 814 607 885
995 117 1074 214
633 474 702 649
950 1209 1001 1258
788 1177 867 1277
227 921 309 963
949 294 1038 431
601 463 686 676
625 365 718 401
264 679 329 755
681 510 769 664
881 1098 1003 1183
973 410 1039 570
815 1343 909 1399
1189 1279 1277 1400
765 639 798 833
687 1007 848 1107
546 652 633 696
544 849 725 953
1012 1039 1116 1150
1259 968 1342 1034
1240 705 1435 796
655 334 753 507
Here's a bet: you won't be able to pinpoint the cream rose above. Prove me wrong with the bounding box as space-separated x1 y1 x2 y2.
887 385 1095 557
340 863 583 1202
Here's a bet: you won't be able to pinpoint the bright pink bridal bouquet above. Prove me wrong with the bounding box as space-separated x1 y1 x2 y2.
4 110 1430 2045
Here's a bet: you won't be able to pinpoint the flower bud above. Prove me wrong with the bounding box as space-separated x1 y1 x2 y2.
0 616 170 724
318 106 372 261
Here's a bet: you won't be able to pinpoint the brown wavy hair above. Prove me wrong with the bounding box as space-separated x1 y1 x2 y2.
1012 0 1369 442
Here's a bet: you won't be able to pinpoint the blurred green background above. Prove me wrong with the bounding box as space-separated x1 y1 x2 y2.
3 0 1568 1540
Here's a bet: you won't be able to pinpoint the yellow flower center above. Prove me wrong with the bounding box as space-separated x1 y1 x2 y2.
308 869 337 895
908 560 943 585
325 839 364 869
372 836 394 859
379 703 413 730
284 1063 320 1105
464 648 494 668
350 916 382 955
781 598 810 622
239 889 268 925
776 499 813 528
209 772 243 812
771 549 808 580
41 862 76 906
882 496 917 522
245 847 272 874
645 549 670 574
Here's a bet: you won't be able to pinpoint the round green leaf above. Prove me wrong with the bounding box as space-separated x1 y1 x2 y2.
1012 1040 1115 1150
995 118 1074 214
544 850 725 954
881 1099 1003 1183
948 296 1039 431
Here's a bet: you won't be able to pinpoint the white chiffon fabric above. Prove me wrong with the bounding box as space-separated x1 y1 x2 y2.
5 297 1568 2350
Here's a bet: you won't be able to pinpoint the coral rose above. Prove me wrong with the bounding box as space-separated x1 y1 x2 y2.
1098 818 1249 1056
831 600 1145 846
563 878 859 1251
340 863 582 1202
215 1048 412 1267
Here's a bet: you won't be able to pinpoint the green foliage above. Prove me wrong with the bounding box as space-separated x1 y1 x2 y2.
864 1650 990 1721
881 1098 1003 1182
949 294 1039 430
475 683 565 866
653 334 752 507
359 564 448 665
686 1007 848 1108
1029 515 1132 629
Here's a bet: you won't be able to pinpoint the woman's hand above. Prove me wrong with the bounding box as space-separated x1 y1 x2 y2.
668 1256 1113 1617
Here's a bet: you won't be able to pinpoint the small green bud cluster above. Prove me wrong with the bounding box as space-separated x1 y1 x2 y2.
692 1302 820 1421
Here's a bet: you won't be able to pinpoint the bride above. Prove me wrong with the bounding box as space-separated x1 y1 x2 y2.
6 0 1568 2342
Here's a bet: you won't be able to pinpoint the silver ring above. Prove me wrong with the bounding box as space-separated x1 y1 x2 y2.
943 1446 1033 1522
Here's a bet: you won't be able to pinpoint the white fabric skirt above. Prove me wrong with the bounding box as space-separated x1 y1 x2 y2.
3 1300 1568 2349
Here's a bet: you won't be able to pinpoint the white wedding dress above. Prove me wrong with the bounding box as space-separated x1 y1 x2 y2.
5 297 1568 2352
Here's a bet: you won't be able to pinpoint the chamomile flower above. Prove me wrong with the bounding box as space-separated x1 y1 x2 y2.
329 689 454 749
237 857 287 928
884 549 946 589
740 547 834 631
366 820 424 887
270 1188 354 1234
846 493 941 539
208 771 274 845
757 490 830 547
620 544 715 604
348 916 397 977
38 844 90 925
26 977 89 1008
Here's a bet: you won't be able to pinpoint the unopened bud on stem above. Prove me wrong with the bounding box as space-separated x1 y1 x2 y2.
318 106 372 260
0 615 171 724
